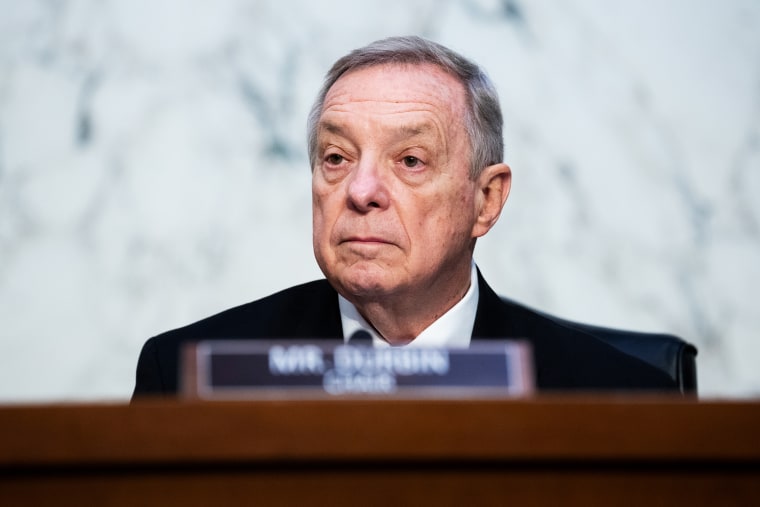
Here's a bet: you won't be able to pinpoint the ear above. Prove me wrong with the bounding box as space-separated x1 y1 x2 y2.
472 163 511 238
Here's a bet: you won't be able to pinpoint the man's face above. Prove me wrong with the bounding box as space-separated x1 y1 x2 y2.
312 63 485 305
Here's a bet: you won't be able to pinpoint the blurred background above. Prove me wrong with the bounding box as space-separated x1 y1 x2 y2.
0 0 758 401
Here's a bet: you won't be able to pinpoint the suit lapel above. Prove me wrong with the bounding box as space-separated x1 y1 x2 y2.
472 270 519 339
292 280 344 340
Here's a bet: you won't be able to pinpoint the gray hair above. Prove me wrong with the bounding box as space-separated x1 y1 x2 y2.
306 36 504 179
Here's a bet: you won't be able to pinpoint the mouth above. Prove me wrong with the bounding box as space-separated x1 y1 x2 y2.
342 236 393 245
339 236 398 253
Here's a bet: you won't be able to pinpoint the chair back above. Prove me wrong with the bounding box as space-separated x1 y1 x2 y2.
557 319 698 394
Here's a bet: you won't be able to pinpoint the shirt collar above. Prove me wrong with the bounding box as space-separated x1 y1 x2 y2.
339 261 479 348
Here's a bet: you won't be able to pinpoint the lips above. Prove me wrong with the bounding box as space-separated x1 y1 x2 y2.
339 236 398 256
343 236 391 244
333 220 400 248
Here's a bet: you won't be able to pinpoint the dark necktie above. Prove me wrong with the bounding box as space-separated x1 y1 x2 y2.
348 329 373 345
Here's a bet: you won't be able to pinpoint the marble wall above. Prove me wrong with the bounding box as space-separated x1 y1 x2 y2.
0 0 758 401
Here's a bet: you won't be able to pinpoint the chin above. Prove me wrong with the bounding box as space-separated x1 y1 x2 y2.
331 267 398 301
342 273 390 296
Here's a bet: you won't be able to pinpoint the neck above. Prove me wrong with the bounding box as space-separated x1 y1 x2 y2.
352 261 473 346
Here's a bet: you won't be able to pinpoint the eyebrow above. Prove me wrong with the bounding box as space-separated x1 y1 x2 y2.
321 122 345 135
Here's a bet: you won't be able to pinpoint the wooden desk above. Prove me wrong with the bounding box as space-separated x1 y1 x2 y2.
1 398 758 505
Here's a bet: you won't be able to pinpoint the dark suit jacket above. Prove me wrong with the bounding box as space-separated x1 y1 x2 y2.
133 273 676 397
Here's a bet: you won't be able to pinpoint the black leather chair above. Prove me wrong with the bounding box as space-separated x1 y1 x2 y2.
504 297 698 394
551 317 698 395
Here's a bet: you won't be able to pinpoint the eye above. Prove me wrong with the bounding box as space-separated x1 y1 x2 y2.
402 156 421 168
325 153 344 165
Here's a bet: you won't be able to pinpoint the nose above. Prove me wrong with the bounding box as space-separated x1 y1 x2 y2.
346 158 389 212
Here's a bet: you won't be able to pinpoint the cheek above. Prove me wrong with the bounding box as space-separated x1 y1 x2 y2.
312 187 327 231
422 186 477 242
408 197 457 248
312 200 328 236
312 200 332 267
434 180 475 219
312 185 340 240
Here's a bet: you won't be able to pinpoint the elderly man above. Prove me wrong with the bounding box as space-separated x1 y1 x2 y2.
133 36 677 395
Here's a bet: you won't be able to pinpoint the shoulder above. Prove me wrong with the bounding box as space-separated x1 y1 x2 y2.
474 273 680 391
175 279 337 338
133 280 341 397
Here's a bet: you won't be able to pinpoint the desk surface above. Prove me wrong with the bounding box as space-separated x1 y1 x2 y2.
1 397 759 506
2 396 759 464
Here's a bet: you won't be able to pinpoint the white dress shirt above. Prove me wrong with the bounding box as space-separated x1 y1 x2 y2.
339 261 479 348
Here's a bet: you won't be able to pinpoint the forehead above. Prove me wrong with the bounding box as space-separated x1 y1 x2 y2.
321 63 468 124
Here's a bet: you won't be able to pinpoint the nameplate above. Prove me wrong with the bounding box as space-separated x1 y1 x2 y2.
182 340 534 399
